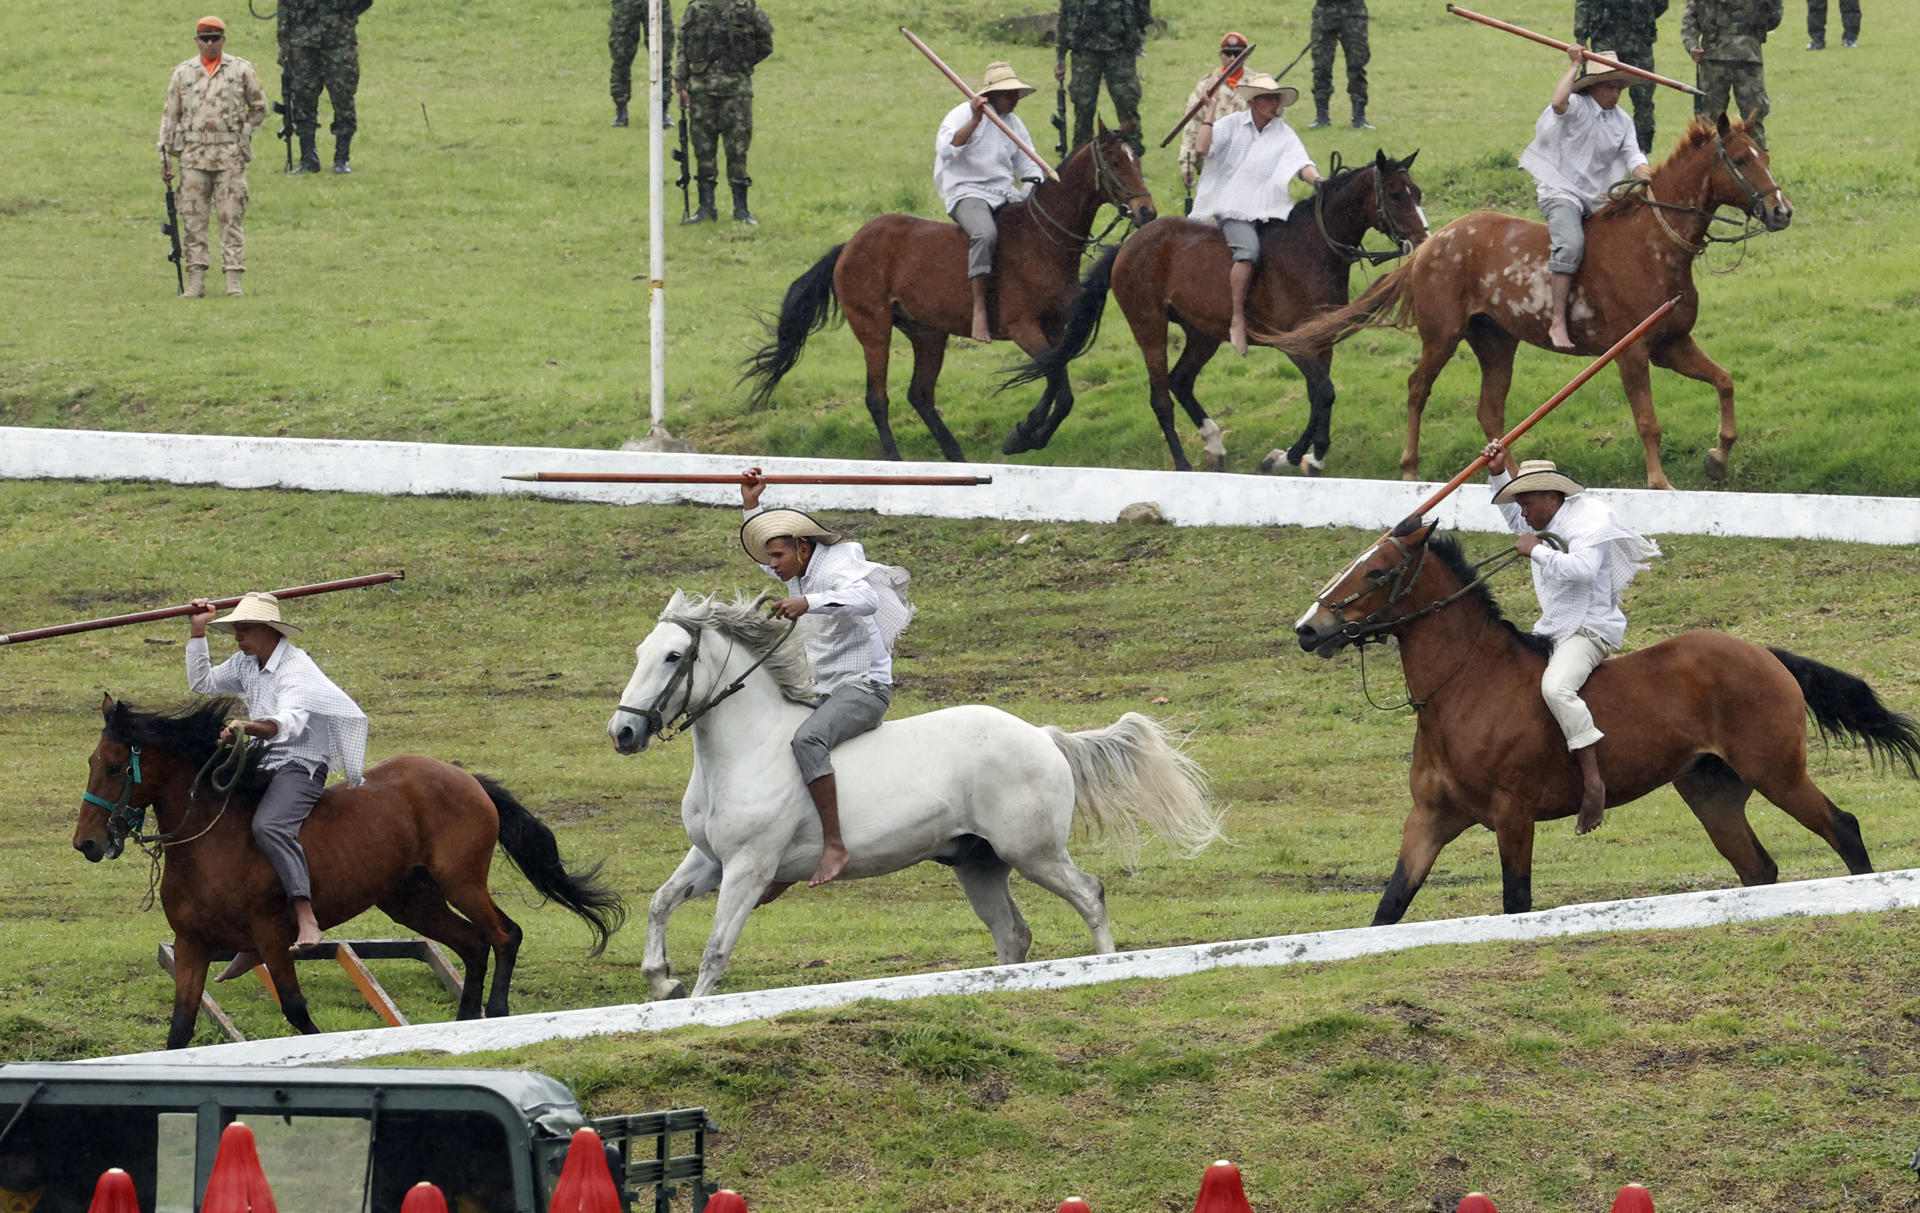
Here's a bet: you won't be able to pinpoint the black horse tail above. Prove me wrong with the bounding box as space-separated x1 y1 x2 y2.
998 245 1120 394
477 774 627 956
738 243 846 410
1769 649 1920 776
1268 262 1416 359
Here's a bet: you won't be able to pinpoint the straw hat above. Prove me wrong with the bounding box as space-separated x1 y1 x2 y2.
1233 71 1298 109
1571 51 1634 92
208 591 302 636
979 61 1037 99
740 509 842 564
1491 459 1586 504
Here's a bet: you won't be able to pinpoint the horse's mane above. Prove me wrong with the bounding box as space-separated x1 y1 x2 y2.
1416 530 1555 659
103 697 269 781
1594 117 1751 222
659 591 818 704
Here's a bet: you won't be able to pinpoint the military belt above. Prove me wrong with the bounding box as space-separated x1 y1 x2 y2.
183 130 242 144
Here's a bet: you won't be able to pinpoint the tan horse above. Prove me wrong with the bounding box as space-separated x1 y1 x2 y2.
1275 116 1792 489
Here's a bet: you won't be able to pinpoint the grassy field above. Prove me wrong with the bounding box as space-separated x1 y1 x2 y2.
4 0 1920 492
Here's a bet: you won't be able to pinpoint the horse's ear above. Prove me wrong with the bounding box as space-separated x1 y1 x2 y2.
1401 149 1419 170
1716 110 1733 138
1374 148 1388 169
1097 118 1110 136
1390 514 1434 542
100 692 115 717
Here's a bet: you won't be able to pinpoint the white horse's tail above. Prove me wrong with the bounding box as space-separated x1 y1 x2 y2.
1043 713 1223 861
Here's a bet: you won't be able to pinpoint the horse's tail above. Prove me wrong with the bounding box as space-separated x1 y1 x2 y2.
1268 263 1416 359
997 245 1120 394
476 774 628 956
1768 648 1920 776
737 243 846 410
1043 712 1223 861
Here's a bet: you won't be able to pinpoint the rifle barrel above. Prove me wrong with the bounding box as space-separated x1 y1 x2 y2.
1 571 405 646
1445 6 1707 96
504 472 993 486
1158 42 1256 148
900 27 1060 182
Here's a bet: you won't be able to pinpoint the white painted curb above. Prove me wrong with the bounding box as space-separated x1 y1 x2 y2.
106 867 1920 1067
4 427 1917 543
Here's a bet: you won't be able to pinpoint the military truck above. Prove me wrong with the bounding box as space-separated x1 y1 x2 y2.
0 1063 715 1213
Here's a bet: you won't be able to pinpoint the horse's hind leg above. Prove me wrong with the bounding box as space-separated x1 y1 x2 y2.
1400 334 1462 481
952 852 1033 964
1169 325 1226 469
644 846 723 1000
904 325 967 461
1374 800 1474 925
1007 851 1113 954
1674 758 1777 886
1752 771 1873 876
378 877 494 1019
1007 317 1076 451
427 861 524 1017
1651 335 1736 482
846 304 901 460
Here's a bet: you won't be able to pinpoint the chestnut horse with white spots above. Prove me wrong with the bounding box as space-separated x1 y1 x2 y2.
1275 116 1791 489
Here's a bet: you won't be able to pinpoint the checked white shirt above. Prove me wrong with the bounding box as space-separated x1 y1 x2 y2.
187 636 368 785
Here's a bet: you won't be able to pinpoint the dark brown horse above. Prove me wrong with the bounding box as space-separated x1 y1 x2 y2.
1275 116 1792 489
739 129 1155 461
1002 150 1427 471
75 696 625 1048
1294 524 1919 924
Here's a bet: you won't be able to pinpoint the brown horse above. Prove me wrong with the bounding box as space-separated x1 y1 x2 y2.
739 129 1156 461
1002 151 1427 472
75 695 625 1048
1294 524 1919 925
1274 116 1792 489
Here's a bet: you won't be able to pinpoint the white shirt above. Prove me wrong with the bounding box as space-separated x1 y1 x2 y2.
1190 110 1315 223
746 510 914 695
187 635 369 784
934 100 1036 212
1490 471 1659 648
1520 92 1649 212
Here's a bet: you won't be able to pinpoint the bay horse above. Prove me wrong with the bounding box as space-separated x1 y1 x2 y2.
1002 150 1427 472
739 129 1156 462
607 592 1221 999
1294 522 1919 924
1274 116 1792 489
75 695 626 1048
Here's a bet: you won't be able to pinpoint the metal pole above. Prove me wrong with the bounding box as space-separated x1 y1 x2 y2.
1446 5 1707 96
646 0 670 440
2 572 406 645
900 27 1060 182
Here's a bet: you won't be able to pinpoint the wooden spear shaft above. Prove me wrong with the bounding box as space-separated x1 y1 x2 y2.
900 27 1061 183
1382 295 1681 542
1 571 405 645
1446 5 1707 97
1158 42 1256 148
504 472 994 486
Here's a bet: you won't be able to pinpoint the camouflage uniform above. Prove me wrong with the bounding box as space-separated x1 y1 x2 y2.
159 53 268 276
1056 0 1153 152
1576 0 1668 152
1310 0 1370 127
610 0 673 122
279 0 368 170
1804 0 1859 47
674 0 772 219
1176 68 1251 194
1682 0 1781 147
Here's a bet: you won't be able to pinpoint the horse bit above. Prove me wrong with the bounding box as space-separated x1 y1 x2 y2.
618 616 799 743
87 735 252 851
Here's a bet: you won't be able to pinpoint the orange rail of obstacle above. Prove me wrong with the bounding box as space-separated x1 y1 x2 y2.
1 571 404 645
1445 6 1707 96
504 472 992 486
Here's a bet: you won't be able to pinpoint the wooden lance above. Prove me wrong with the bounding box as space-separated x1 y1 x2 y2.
1158 42 1257 148
504 472 993 486
1382 295 1681 542
1 571 405 646
900 27 1060 183
1445 6 1707 97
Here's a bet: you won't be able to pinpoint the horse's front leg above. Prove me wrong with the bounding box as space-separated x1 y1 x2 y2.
1373 799 1473 926
252 918 321 1035
1613 348 1673 490
904 325 967 461
1275 349 1335 475
1168 324 1226 470
693 852 783 998
1650 335 1736 482
1492 810 1539 916
166 936 212 1049
642 846 723 1001
1400 336 1460 481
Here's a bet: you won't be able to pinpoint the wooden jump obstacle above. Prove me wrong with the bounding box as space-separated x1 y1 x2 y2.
157 937 461 1043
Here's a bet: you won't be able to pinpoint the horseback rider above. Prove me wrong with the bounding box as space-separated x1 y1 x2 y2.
740 469 913 887
186 591 368 979
935 61 1040 343
1189 71 1326 356
1483 440 1660 835
1521 45 1654 351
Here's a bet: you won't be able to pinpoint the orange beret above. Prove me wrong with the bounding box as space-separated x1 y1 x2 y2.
1220 31 1249 48
196 15 226 32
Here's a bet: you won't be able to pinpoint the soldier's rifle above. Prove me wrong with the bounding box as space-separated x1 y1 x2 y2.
1 571 406 646
899 27 1059 183
1052 80 1067 160
1446 5 1707 96
162 184 184 295
672 103 691 220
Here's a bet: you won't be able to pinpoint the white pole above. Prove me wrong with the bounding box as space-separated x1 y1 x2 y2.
645 0 669 438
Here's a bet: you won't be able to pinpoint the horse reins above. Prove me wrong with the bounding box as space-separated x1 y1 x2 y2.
1027 136 1152 256
1611 134 1784 261
89 732 252 907
618 616 800 743
1313 153 1423 267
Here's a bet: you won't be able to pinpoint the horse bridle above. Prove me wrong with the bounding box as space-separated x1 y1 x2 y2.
85 735 252 854
84 745 149 843
1029 134 1153 253
1314 156 1424 266
1316 532 1547 647
1621 133 1784 255
616 618 799 743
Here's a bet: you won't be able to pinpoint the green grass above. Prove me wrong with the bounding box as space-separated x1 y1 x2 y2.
4 0 1919 491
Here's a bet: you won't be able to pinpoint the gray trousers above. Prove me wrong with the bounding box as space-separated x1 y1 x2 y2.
1218 217 1261 264
1540 193 1590 275
949 197 1001 279
254 763 327 901
792 681 892 783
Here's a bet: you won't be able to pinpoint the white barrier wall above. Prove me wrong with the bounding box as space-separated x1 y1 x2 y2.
4 426 1919 542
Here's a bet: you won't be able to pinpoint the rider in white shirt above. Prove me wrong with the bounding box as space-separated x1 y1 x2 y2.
935 61 1040 342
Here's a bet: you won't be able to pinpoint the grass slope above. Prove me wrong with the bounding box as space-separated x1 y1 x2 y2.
3 0 1918 492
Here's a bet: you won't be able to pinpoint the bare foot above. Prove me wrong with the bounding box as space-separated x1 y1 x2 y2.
1229 317 1249 356
215 951 260 982
1574 784 1606 835
970 320 992 342
808 842 850 887
756 880 794 907
1548 322 1575 351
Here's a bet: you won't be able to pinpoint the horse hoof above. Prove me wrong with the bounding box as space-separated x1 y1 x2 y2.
1703 450 1728 481
1202 448 1227 472
659 980 688 1001
1303 454 1325 477
1258 450 1288 475
1001 427 1032 455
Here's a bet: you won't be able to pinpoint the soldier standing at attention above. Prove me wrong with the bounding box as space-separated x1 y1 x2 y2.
1308 0 1372 130
1054 0 1153 153
1576 0 1667 153
609 0 673 128
1177 32 1253 203
1803 0 1857 48
278 0 371 174
1682 0 1781 147
675 0 774 226
159 16 267 298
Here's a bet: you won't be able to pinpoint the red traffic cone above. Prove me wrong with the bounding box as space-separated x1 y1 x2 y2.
400 1183 450 1213
1610 1184 1655 1213
705 1191 751 1213
550 1129 621 1213
1058 1199 1093 1213
1193 1160 1252 1213
1457 1194 1499 1213
201 1122 278 1213
87 1169 140 1213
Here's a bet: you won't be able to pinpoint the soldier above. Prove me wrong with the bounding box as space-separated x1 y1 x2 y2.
159 16 268 299
1682 0 1781 148
675 0 773 226
1804 0 1859 48
278 0 371 174
1308 0 1372 130
1576 0 1668 152
1176 32 1253 205
1054 0 1153 154
609 0 673 128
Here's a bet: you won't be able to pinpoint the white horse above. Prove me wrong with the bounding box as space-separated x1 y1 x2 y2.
607 592 1223 999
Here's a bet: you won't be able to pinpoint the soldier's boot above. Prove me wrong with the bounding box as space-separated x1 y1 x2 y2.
289 134 322 174
333 133 353 174
730 184 758 226
183 268 206 299
1308 104 1332 129
224 270 245 298
681 179 718 224
612 102 630 127
1350 101 1374 130
1805 36 1824 49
